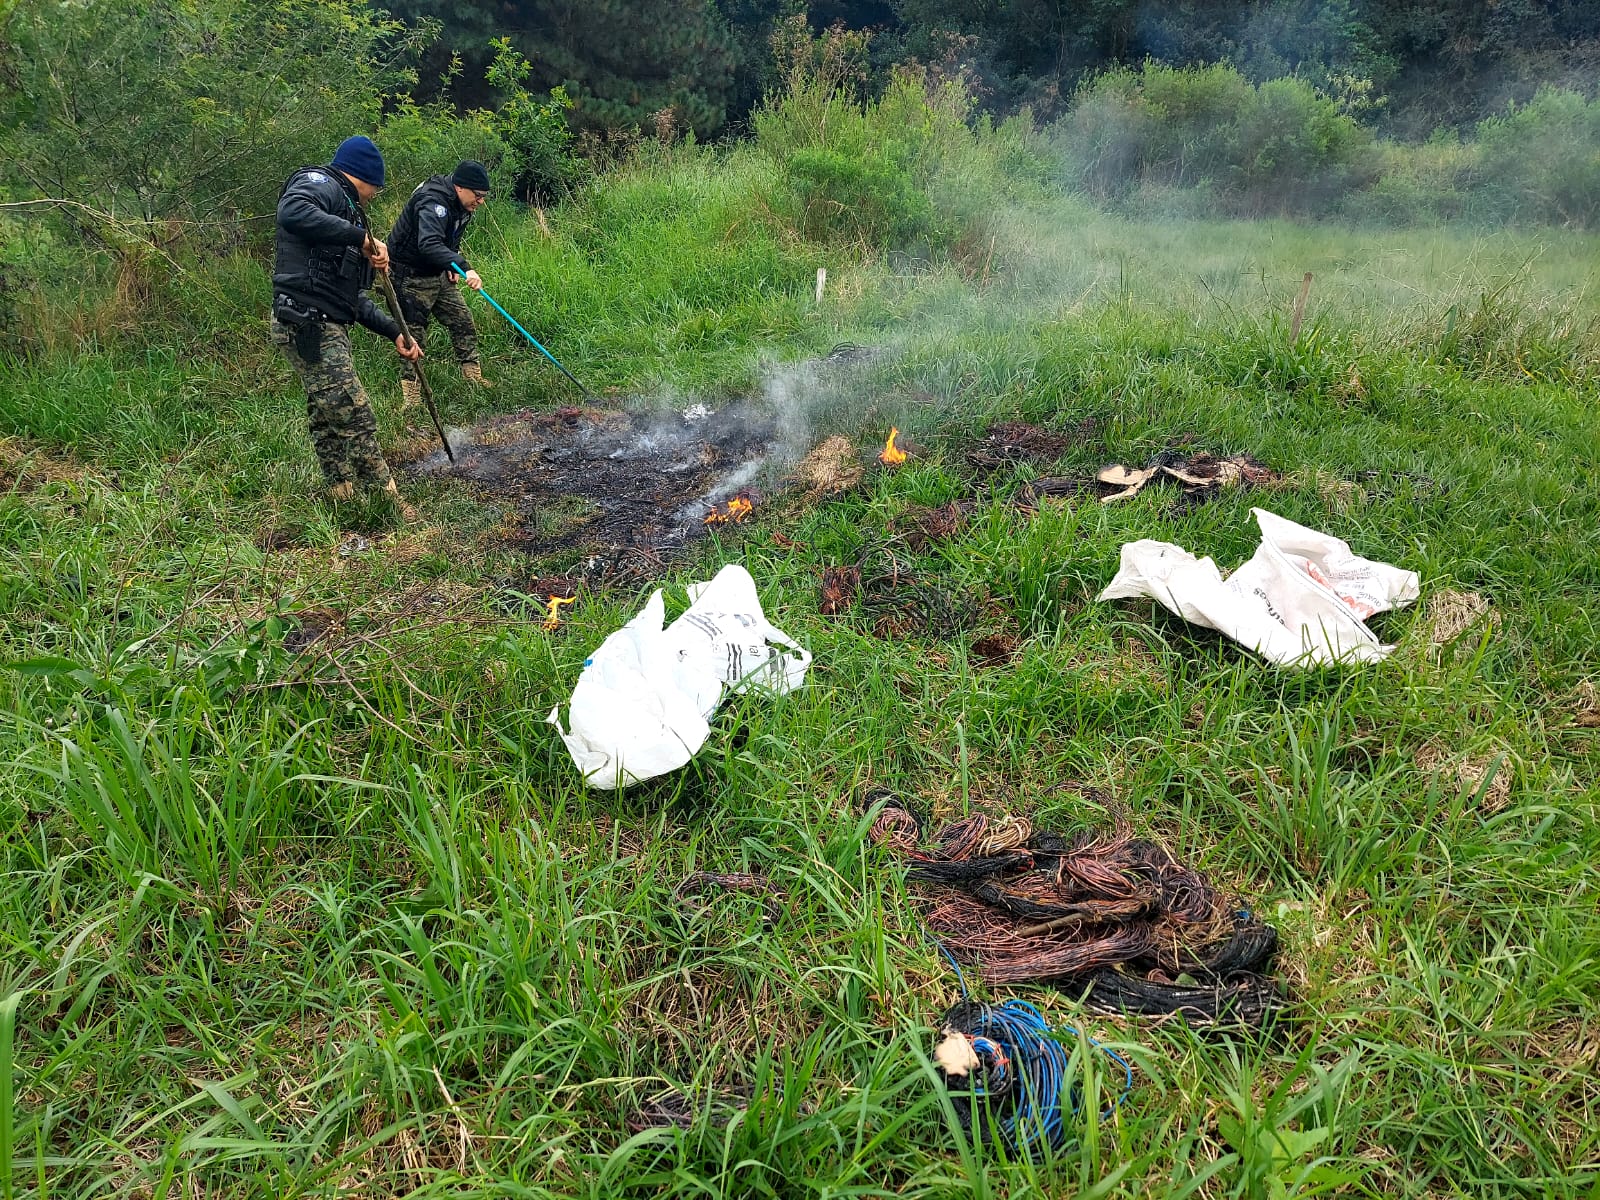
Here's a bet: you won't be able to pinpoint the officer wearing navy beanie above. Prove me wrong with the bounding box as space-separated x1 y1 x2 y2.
271 135 423 512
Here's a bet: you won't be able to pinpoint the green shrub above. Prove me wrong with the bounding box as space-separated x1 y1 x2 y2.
0 0 420 233
1054 62 1373 215
1339 135 1472 225
1472 87 1600 229
377 41 587 210
753 25 1048 255
1229 77 1375 210
785 145 935 248
1056 83 1155 199
1132 61 1256 183
376 101 505 216
482 39 586 205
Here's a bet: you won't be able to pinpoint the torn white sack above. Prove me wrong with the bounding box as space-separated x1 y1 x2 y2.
547 563 811 789
1097 507 1420 666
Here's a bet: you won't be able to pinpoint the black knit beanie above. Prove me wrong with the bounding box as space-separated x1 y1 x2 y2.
452 161 491 192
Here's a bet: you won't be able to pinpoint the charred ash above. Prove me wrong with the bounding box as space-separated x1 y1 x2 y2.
409 402 779 557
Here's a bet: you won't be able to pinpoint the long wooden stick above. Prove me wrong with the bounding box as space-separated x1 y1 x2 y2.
374 268 453 462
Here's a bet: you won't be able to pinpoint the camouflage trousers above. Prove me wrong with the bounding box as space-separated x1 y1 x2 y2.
394 270 478 382
271 317 392 490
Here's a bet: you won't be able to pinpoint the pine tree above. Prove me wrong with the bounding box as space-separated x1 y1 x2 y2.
390 0 779 136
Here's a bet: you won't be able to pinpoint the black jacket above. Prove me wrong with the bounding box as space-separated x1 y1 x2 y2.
272 166 400 339
389 175 472 277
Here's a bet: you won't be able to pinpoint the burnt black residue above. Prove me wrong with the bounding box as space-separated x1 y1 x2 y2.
410 402 780 555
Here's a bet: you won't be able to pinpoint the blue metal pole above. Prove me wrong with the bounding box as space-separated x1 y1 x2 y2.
452 264 592 399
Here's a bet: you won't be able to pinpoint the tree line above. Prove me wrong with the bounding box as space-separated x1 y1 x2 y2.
392 0 1599 137
0 0 1596 247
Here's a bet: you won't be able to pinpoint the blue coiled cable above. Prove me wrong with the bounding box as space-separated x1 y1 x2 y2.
934 941 1135 1156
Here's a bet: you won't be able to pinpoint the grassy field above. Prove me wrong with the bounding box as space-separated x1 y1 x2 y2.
1 146 1598 1198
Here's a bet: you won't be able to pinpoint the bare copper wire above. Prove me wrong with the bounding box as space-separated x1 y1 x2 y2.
932 816 989 861
868 805 922 855
880 801 1236 984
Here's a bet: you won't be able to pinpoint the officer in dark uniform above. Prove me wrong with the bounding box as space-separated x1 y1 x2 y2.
388 160 492 406
270 135 423 508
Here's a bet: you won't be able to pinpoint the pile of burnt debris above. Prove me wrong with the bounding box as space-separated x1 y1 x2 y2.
408 377 1300 581
412 402 776 557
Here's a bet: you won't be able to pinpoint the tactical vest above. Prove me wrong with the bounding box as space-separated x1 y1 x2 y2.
271 165 375 321
388 175 470 276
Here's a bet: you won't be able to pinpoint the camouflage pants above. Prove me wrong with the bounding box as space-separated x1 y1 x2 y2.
271 317 392 490
395 270 478 381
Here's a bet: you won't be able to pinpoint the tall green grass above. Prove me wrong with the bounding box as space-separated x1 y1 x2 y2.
1 113 1598 1198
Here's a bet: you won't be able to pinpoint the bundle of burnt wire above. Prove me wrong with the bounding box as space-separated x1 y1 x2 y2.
857 546 968 640
869 796 1282 1030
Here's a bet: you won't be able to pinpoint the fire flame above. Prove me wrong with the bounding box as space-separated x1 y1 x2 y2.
879 427 907 466
543 595 576 630
704 495 755 525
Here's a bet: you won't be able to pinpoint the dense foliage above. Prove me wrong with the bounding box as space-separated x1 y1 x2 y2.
893 0 1600 129
2 0 1597 247
1056 63 1375 214
0 0 419 227
386 0 796 135
389 0 1600 136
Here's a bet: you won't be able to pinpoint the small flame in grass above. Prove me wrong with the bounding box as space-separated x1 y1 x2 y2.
704 495 755 525
879 427 907 466
543 595 576 631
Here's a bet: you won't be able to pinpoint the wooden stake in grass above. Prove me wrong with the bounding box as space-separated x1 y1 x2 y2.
1290 271 1313 346
957 717 969 818
816 267 827 303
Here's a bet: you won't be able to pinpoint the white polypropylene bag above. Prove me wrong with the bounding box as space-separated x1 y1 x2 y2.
1098 507 1420 666
546 564 812 789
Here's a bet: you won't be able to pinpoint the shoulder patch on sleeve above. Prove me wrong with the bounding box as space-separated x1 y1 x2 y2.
434 204 448 217
307 171 327 183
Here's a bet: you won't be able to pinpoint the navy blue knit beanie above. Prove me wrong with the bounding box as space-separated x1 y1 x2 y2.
331 136 385 187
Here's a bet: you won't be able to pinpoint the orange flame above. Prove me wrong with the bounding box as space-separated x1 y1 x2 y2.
879 427 907 466
543 595 576 630
704 495 755 525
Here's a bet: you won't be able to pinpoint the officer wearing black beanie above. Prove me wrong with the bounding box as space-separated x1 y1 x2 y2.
388 161 494 401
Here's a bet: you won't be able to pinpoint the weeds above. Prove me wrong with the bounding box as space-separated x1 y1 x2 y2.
1 127 1598 1200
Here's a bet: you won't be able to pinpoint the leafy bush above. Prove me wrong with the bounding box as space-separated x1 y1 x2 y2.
377 100 504 218
1338 135 1472 225
1054 63 1373 215
482 39 586 205
0 0 421 232
753 23 1048 254
377 41 588 211
1056 67 1599 231
785 146 935 248
1230 77 1375 209
1472 87 1600 228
